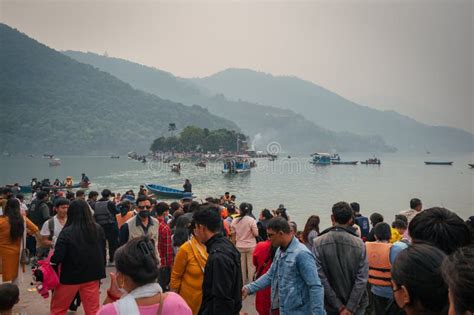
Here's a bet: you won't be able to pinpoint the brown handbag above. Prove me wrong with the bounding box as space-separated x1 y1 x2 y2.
20 219 30 265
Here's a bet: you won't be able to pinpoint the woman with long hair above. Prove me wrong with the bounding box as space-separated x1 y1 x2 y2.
230 202 259 284
99 236 191 315
0 198 38 282
170 227 208 315
441 245 474 315
172 215 192 255
302 215 320 251
50 199 106 315
257 209 273 241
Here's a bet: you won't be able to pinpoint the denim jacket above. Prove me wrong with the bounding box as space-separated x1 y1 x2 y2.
245 237 326 315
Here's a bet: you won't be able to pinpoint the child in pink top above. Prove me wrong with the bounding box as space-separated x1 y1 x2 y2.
98 292 191 315
99 237 192 315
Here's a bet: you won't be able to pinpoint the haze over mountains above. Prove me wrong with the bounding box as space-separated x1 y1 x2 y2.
0 24 238 154
65 51 473 154
64 51 395 154
1 22 471 155
194 69 474 153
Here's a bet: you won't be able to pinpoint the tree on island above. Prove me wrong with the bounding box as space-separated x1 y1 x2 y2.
168 123 176 137
150 126 248 153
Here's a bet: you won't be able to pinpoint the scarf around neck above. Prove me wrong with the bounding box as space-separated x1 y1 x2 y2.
188 236 208 273
114 283 162 315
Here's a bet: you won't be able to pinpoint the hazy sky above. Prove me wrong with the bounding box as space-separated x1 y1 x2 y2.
1 0 472 133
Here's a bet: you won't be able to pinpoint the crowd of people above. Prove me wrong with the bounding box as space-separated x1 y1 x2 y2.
0 184 473 315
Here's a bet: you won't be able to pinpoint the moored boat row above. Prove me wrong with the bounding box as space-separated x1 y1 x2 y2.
311 153 374 166
310 153 470 167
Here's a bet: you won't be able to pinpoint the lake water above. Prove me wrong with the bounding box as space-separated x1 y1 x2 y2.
1 152 473 229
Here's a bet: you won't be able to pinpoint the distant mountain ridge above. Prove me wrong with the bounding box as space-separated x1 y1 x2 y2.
0 24 238 154
64 51 395 153
193 69 474 153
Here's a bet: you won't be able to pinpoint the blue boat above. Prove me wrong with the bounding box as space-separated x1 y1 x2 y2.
310 153 332 165
18 182 89 194
19 186 33 194
223 158 251 174
145 184 194 199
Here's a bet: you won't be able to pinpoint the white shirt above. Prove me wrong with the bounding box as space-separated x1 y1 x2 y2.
399 209 421 224
40 215 65 246
20 201 28 216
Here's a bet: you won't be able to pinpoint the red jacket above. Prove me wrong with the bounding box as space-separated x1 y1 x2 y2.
253 240 273 315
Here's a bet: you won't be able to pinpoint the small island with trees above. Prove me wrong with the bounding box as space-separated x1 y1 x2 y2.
150 126 249 153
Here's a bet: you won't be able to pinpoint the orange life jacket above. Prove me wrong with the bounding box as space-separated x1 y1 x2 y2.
222 219 231 237
116 212 135 229
366 242 392 286
220 207 229 219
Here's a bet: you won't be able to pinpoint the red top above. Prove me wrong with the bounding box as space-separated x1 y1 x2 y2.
157 217 173 267
253 240 273 315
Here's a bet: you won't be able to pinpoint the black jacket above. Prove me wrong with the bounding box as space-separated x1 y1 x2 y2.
51 223 106 284
257 219 271 241
27 199 51 228
366 228 376 242
183 182 192 192
97 198 118 217
199 233 242 315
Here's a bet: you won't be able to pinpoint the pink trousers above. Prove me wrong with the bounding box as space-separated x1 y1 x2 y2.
50 280 100 315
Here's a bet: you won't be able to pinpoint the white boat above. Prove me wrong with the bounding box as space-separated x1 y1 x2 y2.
49 158 61 167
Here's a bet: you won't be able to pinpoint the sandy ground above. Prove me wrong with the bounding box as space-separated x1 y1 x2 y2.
13 265 257 315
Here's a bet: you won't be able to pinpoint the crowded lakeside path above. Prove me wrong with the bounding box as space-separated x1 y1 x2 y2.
1 152 473 229
1 153 473 315
0 185 473 315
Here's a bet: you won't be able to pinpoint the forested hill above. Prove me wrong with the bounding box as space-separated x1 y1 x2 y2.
0 24 238 154
64 51 396 153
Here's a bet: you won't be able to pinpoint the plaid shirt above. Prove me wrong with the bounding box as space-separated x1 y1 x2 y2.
157 217 173 267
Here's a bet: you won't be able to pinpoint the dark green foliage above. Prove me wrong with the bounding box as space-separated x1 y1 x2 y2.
150 126 248 152
0 24 238 154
